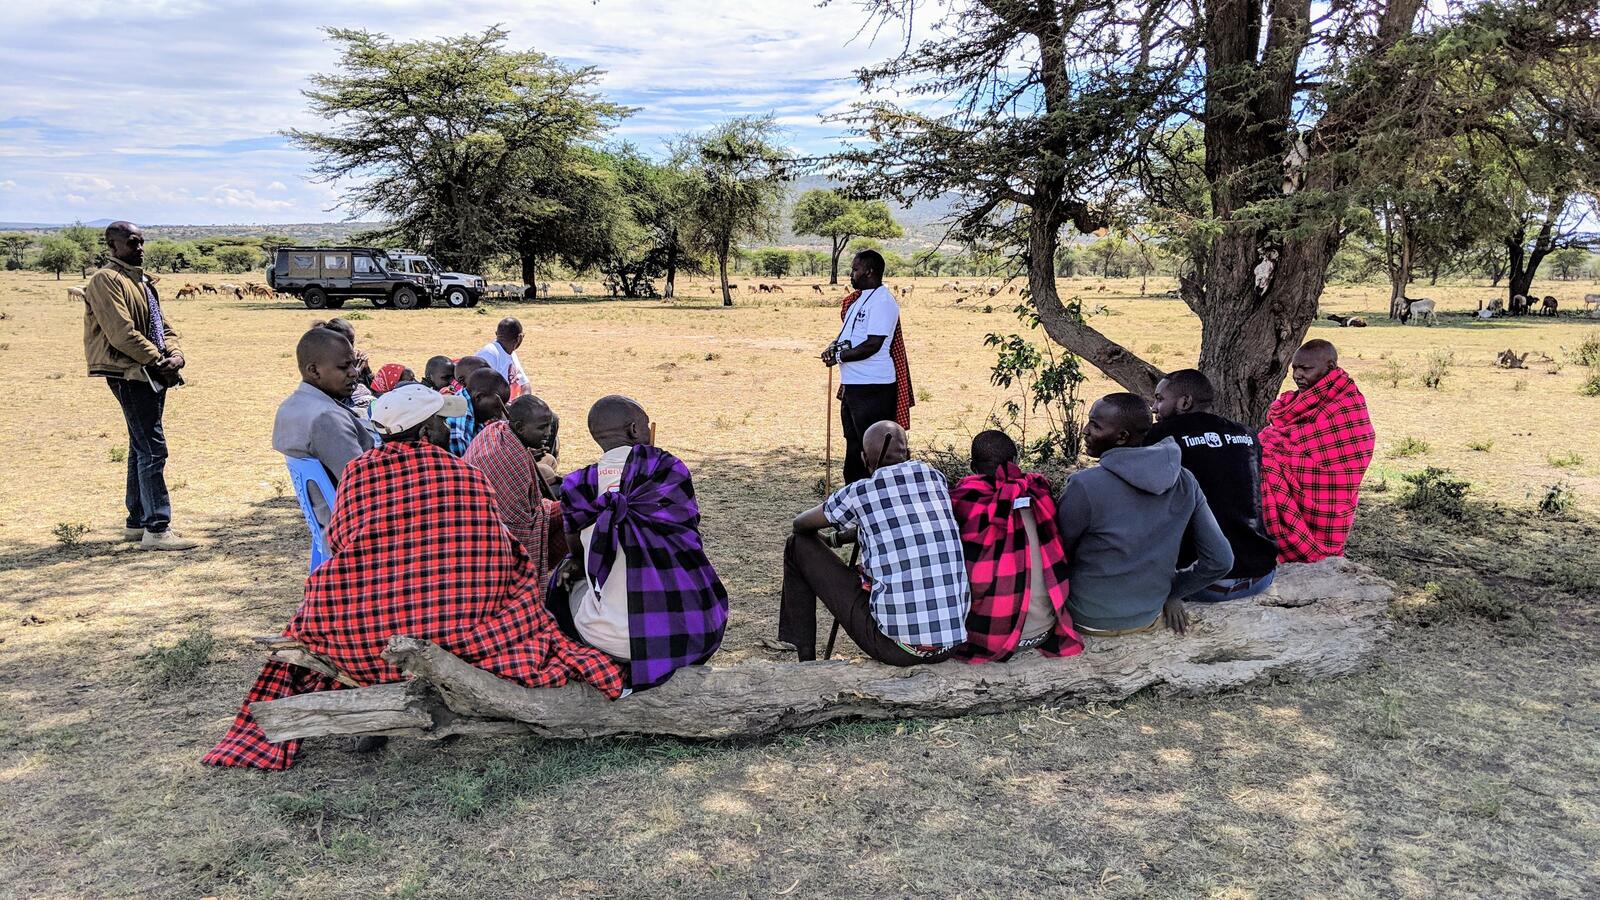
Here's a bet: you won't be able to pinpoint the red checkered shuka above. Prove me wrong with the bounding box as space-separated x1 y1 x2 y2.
836 290 913 429
950 463 1083 663
461 419 551 584
1258 367 1376 563
202 440 624 770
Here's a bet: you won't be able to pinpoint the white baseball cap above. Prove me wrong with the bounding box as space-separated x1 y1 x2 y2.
369 383 469 435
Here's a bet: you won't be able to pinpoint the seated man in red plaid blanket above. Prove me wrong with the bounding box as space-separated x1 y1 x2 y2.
950 431 1082 663
203 384 625 771
1259 340 1376 563
462 394 564 585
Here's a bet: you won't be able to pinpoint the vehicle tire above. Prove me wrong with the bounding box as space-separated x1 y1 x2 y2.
325 297 346 309
370 294 392 308
303 287 329 309
392 287 420 310
444 286 471 308
418 295 434 309
465 294 481 307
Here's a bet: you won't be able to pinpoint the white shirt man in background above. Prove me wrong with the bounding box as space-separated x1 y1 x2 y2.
477 316 530 399
823 249 902 483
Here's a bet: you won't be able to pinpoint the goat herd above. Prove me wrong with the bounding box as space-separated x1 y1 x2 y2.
1392 291 1600 326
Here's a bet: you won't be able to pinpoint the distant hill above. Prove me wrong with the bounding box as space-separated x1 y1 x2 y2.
777 176 960 253
0 221 387 243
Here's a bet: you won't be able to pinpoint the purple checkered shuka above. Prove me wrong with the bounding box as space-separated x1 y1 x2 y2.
145 280 167 351
562 445 729 689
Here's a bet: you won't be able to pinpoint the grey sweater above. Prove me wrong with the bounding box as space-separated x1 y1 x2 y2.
1056 438 1234 631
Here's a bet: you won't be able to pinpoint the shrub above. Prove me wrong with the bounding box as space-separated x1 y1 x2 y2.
1548 451 1583 469
1537 482 1574 517
1388 436 1430 458
139 624 216 687
1466 439 1493 452
1395 576 1543 636
1566 337 1600 367
1382 359 1406 388
52 522 90 549
1580 367 1600 398
1398 467 1470 519
1421 348 1453 390
108 446 127 463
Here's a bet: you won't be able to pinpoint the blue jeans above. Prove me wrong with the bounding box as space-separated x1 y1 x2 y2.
107 377 171 532
1189 568 1276 603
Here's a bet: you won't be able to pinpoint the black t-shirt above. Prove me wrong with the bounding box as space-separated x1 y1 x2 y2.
1145 412 1278 579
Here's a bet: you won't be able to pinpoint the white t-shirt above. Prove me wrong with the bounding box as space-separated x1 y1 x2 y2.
476 340 529 396
568 445 632 659
838 286 900 385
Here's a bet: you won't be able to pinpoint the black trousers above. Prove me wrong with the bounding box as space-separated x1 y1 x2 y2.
106 377 171 532
840 382 898 484
778 533 952 667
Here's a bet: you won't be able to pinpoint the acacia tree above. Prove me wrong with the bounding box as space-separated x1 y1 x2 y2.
678 116 789 306
290 26 628 273
840 0 1597 425
36 236 82 280
792 189 904 284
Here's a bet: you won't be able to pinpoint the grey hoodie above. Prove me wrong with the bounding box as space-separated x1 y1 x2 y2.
1055 438 1234 631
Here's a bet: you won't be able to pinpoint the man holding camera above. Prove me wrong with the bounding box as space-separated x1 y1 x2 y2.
823 249 912 484
84 221 196 550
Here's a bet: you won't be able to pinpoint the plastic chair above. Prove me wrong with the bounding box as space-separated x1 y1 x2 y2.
284 456 337 572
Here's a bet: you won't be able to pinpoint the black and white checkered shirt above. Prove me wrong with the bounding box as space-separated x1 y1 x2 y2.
824 460 970 647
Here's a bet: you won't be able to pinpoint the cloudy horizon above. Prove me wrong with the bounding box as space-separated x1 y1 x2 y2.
0 1 927 226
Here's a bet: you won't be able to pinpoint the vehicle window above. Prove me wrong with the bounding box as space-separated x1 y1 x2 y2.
354 256 376 274
291 254 315 270
324 254 348 271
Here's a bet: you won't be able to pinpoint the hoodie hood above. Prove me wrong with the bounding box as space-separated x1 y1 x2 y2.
1097 438 1183 494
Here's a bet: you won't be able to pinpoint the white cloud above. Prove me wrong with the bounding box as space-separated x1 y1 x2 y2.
0 0 935 223
0 181 15 191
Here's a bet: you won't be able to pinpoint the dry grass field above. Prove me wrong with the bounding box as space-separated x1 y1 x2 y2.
1 268 1598 897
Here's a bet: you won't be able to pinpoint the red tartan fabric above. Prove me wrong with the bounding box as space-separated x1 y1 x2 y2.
950 463 1082 663
462 419 552 584
836 289 913 429
1259 367 1376 563
202 441 624 770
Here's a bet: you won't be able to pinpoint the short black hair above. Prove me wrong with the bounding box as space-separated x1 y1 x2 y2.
853 248 885 278
1161 368 1215 406
1097 392 1153 440
296 326 350 371
312 317 357 345
970 429 1018 476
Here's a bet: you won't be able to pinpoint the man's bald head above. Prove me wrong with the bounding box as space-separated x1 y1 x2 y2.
466 368 511 422
861 420 909 471
495 317 524 352
588 395 651 452
105 221 144 266
1292 339 1339 391
1084 392 1153 458
507 394 557 452
296 327 359 400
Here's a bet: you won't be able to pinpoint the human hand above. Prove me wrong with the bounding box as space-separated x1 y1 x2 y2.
1162 596 1189 635
166 352 186 370
821 346 839 367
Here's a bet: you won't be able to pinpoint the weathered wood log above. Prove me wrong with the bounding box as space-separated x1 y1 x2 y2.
252 557 1392 743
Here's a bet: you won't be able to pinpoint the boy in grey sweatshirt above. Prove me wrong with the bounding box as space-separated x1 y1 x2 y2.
1056 393 1234 635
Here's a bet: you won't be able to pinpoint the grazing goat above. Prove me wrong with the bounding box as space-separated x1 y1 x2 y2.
770 284 783 293
200 283 218 294
219 283 240 293
941 281 957 291
1584 293 1600 318
175 284 199 300
757 284 771 293
1509 294 1532 316
67 285 87 302
901 284 913 296
811 284 823 295
1541 296 1559 317
569 282 585 295
1399 297 1437 326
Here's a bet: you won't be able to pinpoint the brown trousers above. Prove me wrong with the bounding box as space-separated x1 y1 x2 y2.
778 533 953 667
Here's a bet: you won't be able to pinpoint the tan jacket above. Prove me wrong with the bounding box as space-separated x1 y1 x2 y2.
83 257 181 379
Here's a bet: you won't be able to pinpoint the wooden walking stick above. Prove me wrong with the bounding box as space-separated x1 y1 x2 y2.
825 364 834 493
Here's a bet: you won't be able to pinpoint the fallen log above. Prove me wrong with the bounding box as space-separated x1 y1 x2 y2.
252 557 1392 743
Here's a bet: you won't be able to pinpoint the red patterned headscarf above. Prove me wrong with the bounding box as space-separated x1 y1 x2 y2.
370 363 408 395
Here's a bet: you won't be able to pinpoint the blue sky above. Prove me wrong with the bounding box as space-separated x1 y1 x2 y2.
0 1 929 225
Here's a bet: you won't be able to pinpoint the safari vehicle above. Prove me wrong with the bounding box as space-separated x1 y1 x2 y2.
266 246 439 310
386 250 485 308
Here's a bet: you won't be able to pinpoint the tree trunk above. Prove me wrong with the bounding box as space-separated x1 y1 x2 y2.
249 558 1393 743
718 242 732 307
829 236 847 285
519 245 539 299
1387 211 1413 319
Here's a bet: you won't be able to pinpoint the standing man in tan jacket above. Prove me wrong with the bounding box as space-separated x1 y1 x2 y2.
84 221 197 550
